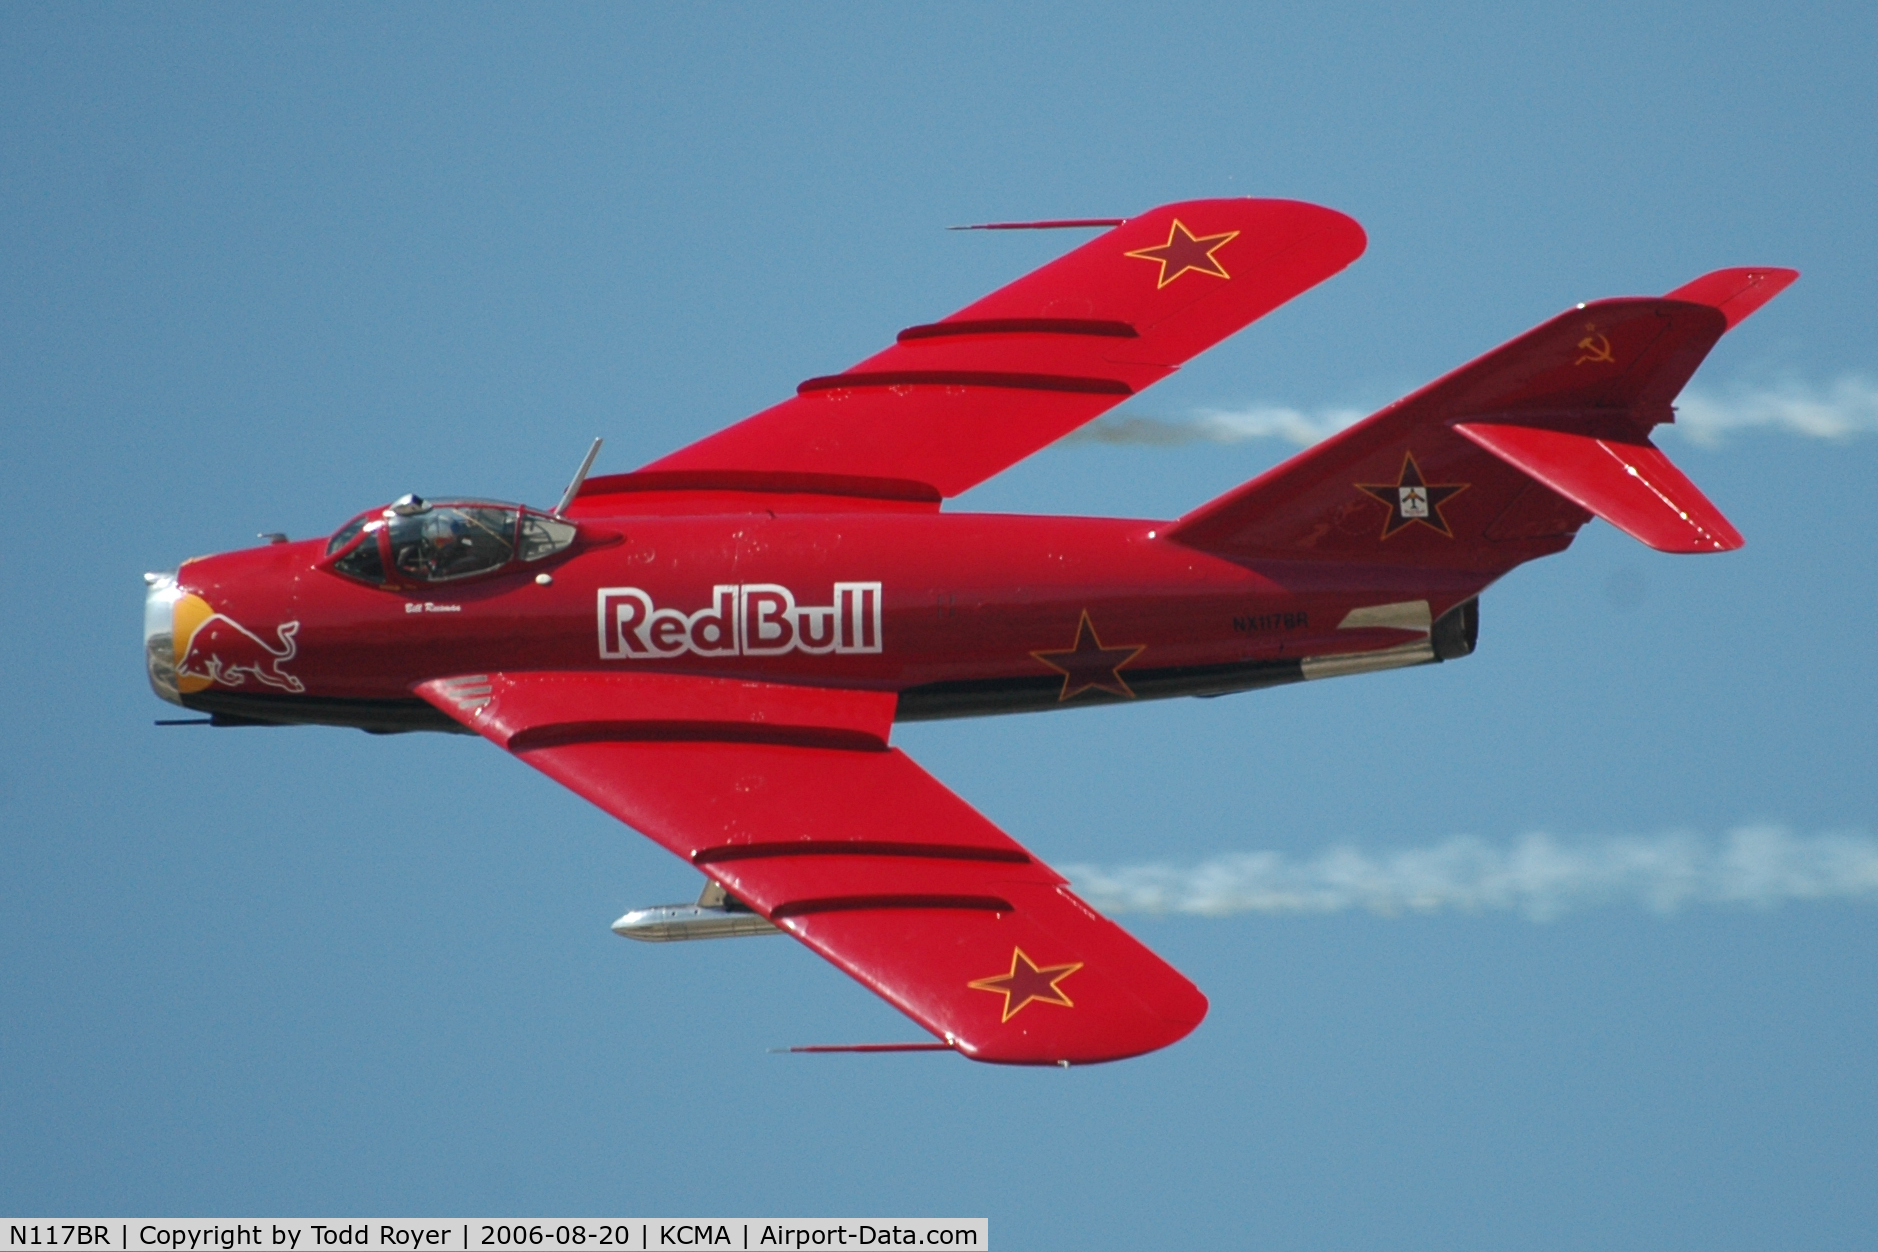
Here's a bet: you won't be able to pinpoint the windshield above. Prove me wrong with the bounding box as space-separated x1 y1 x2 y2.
332 521 386 581
326 515 371 555
519 514 577 561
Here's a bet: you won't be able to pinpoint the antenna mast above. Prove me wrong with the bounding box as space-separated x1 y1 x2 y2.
553 438 604 517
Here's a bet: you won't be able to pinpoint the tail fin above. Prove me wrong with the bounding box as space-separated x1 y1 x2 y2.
1166 268 1796 567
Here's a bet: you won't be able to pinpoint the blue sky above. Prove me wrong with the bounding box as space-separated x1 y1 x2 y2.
3 4 1875 1247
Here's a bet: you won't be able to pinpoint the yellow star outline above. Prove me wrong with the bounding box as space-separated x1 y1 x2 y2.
1124 219 1240 288
1355 451 1470 540
968 947 1085 1022
1030 611 1147 701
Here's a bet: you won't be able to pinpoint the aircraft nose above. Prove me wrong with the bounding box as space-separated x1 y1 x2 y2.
144 571 184 706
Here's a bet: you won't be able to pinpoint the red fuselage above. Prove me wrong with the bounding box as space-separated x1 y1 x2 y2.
150 508 1488 731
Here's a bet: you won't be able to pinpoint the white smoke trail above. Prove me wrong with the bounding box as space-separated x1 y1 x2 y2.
1062 405 1365 447
1064 378 1878 449
1670 377 1878 447
1062 827 1878 922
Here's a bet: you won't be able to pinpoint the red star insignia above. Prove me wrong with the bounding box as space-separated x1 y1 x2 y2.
1124 219 1240 288
968 948 1084 1022
1031 611 1146 701
1356 451 1470 539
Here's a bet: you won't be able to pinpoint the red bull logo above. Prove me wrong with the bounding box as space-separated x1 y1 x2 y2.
172 593 304 694
597 582 882 660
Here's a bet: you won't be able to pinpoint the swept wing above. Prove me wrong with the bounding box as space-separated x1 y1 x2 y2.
417 671 1207 1065
574 199 1364 510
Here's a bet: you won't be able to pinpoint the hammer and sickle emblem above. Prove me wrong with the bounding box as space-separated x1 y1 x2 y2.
1574 332 1615 366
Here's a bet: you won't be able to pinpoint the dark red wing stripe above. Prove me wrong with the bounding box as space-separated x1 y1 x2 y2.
579 469 943 503
693 840 1032 866
771 894 1014 919
797 370 1132 396
509 721 886 753
895 318 1137 342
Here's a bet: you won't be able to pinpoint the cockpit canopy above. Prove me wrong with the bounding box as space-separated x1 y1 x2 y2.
324 495 578 586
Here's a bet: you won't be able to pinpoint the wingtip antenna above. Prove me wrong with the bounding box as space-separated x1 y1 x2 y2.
776 1042 957 1054
947 218 1125 232
553 438 604 517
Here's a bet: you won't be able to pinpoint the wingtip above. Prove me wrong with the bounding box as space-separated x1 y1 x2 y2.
1664 267 1799 330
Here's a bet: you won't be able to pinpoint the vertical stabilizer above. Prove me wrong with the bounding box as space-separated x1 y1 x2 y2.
1166 268 1795 567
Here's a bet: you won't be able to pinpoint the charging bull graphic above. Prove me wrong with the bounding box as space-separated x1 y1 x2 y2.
172 593 304 694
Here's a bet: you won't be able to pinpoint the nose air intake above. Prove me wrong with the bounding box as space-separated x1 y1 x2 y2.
143 571 184 706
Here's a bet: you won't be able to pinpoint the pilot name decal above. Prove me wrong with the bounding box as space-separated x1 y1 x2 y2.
598 582 883 659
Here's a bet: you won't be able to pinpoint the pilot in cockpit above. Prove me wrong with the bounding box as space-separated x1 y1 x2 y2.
323 495 576 586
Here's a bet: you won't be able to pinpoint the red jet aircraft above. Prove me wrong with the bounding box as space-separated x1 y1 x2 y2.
145 199 1795 1065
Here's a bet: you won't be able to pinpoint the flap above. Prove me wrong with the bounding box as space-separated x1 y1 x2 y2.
416 671 1207 1065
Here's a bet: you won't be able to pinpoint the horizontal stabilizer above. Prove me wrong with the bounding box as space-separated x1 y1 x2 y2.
1454 422 1743 552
